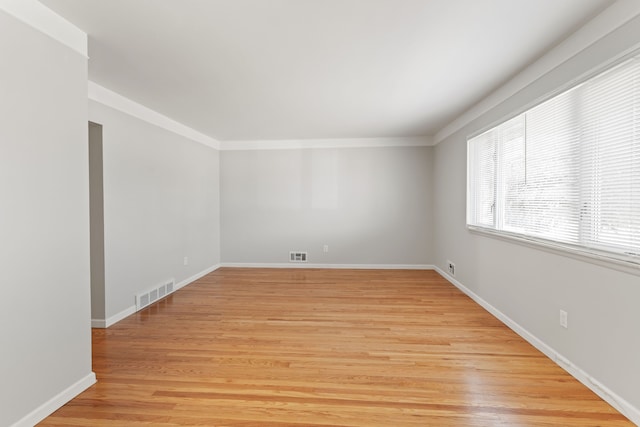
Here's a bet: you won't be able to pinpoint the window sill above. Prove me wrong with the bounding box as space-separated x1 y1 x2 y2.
467 225 640 277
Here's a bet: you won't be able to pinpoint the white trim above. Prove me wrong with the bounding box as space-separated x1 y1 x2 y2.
10 372 96 427
434 266 640 426
88 81 221 150
87 80 432 152
466 43 640 144
434 0 640 144
220 136 433 151
468 227 640 277
93 265 221 328
100 305 137 328
220 262 434 270
174 264 221 291
0 0 87 57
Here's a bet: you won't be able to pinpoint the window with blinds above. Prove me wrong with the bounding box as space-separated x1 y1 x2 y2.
467 53 640 264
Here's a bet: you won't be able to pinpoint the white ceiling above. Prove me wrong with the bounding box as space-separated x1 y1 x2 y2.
40 0 613 142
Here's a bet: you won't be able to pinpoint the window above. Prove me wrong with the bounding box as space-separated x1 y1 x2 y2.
467 53 640 265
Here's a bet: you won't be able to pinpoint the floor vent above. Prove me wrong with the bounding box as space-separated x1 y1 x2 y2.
136 279 176 311
289 251 308 262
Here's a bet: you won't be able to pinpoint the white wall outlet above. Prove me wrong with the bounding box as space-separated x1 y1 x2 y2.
560 309 568 329
447 260 455 276
323 244 329 253
183 256 189 266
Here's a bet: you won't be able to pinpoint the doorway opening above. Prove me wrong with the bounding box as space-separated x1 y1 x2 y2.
88 121 106 326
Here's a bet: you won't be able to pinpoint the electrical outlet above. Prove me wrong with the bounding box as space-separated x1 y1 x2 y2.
323 244 329 253
447 260 455 276
560 310 568 328
183 256 189 266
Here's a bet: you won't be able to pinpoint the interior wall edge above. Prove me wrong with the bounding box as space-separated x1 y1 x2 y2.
90 319 106 328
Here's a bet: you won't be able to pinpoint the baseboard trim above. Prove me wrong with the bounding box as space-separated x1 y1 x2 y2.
91 305 136 329
434 267 640 426
175 264 221 291
11 371 96 427
91 264 222 329
102 305 137 328
220 263 434 270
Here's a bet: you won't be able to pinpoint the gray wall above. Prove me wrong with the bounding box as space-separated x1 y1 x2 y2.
433 14 640 413
89 101 220 321
0 10 93 427
221 146 433 266
89 122 106 320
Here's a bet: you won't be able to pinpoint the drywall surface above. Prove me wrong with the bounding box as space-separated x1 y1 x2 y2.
221 146 433 266
89 122 106 320
433 13 640 418
89 101 220 321
0 9 93 426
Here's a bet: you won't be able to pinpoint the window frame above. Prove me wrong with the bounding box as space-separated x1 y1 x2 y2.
466 49 640 275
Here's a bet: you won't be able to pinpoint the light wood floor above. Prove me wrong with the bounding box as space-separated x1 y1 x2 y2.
41 268 632 426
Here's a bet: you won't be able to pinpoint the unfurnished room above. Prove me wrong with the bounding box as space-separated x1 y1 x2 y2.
1 1 639 426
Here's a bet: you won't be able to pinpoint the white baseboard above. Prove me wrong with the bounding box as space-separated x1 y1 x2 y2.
434 267 640 426
175 264 221 291
91 264 222 328
11 372 96 427
220 262 435 270
93 305 137 329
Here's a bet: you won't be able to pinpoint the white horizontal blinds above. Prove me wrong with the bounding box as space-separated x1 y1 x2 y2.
579 57 640 255
467 52 640 261
497 115 526 232
468 128 496 227
515 86 582 244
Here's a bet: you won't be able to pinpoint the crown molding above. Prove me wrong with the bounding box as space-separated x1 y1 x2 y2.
434 0 640 144
88 81 221 150
220 136 433 151
0 0 86 57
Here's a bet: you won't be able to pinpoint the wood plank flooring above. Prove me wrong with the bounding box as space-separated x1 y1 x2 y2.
40 268 632 426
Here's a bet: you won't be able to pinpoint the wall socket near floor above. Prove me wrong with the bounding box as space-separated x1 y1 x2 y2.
560 309 568 329
183 256 189 266
447 260 456 276
323 244 329 253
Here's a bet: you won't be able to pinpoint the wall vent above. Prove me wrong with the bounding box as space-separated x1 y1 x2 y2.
289 251 308 262
136 279 176 311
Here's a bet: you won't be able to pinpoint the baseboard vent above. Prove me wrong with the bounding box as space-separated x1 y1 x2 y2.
136 279 175 311
289 251 308 262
